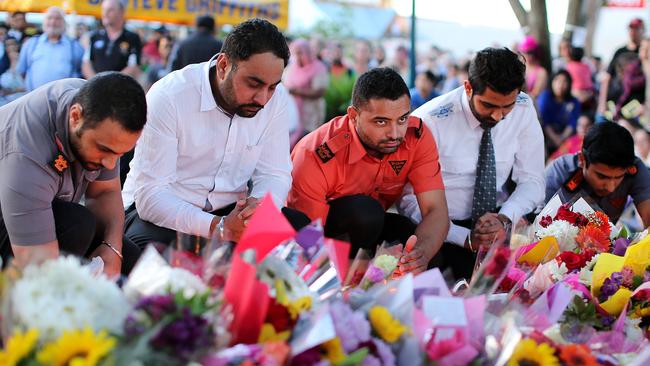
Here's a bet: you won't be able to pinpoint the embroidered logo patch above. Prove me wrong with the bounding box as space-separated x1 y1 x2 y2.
431 103 454 119
389 160 407 175
316 143 334 163
516 94 528 105
52 154 69 175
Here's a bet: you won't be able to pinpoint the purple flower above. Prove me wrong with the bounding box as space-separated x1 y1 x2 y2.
150 308 214 362
612 237 631 256
366 266 386 283
135 294 177 322
124 314 146 337
372 339 396 366
599 272 623 302
330 301 371 352
290 346 322 366
361 355 382 366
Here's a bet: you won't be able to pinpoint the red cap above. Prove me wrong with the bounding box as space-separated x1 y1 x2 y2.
629 18 645 29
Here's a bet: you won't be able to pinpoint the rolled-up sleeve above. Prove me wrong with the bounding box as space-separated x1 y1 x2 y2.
132 89 214 237
0 153 58 245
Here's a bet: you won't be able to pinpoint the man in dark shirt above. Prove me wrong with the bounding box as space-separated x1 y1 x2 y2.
0 73 147 276
545 122 650 227
170 15 222 71
82 0 141 79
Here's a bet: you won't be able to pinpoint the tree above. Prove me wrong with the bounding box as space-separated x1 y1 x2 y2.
508 0 552 73
563 0 603 57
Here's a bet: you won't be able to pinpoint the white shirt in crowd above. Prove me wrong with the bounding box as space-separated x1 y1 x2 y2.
122 57 292 238
399 86 545 246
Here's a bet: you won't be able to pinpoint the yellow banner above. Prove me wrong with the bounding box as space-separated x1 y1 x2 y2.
0 0 289 28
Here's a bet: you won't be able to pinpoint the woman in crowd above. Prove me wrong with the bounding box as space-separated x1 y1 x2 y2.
284 39 329 136
537 70 581 155
519 35 548 99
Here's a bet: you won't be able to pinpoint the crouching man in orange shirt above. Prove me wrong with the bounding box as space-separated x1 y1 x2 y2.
287 68 449 274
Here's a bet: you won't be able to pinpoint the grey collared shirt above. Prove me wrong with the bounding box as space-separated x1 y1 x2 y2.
545 154 650 223
0 79 117 245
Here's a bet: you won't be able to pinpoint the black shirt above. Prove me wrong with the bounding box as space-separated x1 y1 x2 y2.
170 31 222 71
88 28 142 73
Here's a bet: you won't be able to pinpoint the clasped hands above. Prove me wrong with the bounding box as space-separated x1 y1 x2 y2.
465 213 510 251
211 197 260 242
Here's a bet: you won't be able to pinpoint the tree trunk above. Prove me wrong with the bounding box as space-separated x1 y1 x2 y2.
583 0 602 57
508 0 529 31
564 0 584 41
529 0 552 73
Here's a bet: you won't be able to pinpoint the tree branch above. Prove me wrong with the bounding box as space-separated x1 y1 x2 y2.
508 0 529 30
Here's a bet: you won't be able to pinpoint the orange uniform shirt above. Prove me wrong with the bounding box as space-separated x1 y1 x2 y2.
287 115 444 224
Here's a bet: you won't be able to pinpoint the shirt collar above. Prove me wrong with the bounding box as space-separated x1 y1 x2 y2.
460 88 482 130
54 101 76 162
39 33 65 45
346 115 368 164
200 54 219 112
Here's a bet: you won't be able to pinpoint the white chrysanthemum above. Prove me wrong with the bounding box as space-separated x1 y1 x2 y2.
549 260 569 282
160 267 208 299
535 220 579 252
10 256 129 341
578 254 600 286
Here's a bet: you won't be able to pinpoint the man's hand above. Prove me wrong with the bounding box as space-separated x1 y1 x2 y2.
90 244 122 279
221 199 249 242
471 213 508 248
396 235 431 274
237 197 261 224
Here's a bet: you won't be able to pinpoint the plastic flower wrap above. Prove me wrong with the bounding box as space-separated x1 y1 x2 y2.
359 253 399 290
466 245 514 296
202 341 290 366
5 256 129 342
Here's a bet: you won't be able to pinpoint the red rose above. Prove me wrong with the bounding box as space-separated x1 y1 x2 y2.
540 215 553 228
484 247 511 276
554 204 588 226
558 251 585 271
266 300 294 332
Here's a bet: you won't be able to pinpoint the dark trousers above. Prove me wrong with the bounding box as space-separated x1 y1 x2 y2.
124 203 311 249
324 195 417 256
430 219 476 281
0 200 141 275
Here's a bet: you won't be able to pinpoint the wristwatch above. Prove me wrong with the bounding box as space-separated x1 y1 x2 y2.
496 214 512 229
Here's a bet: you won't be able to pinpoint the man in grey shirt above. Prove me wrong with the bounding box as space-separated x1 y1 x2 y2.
0 73 147 276
546 122 650 227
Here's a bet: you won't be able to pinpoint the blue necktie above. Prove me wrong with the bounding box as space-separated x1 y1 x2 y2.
471 127 497 224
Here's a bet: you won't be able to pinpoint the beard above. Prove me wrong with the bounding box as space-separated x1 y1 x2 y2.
469 95 500 128
220 73 264 118
70 129 102 171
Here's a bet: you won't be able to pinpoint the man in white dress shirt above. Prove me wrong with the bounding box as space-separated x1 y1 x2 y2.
399 47 545 279
122 19 308 248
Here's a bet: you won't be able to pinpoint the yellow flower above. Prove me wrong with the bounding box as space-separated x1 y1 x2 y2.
36 327 115 366
323 337 346 365
258 323 291 343
632 306 650 318
288 296 312 319
508 339 560 366
368 306 407 343
0 328 39 366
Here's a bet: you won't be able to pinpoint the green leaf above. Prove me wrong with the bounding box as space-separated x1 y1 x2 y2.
338 348 369 366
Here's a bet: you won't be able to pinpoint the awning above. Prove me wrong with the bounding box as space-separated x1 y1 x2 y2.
0 0 288 28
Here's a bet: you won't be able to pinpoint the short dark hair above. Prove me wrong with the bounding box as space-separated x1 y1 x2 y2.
72 72 147 133
221 18 290 67
569 46 584 62
551 69 573 101
352 67 409 109
582 122 635 168
196 15 215 32
468 47 525 95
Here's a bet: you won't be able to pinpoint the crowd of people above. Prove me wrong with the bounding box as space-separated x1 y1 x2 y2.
0 1 649 281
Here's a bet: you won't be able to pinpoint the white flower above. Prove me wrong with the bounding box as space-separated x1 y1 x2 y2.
578 254 600 286
535 220 579 252
10 256 129 341
549 260 569 282
624 317 644 343
523 260 567 295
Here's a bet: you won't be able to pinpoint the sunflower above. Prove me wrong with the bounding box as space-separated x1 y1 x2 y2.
36 327 116 366
508 339 560 366
0 328 39 366
559 344 599 366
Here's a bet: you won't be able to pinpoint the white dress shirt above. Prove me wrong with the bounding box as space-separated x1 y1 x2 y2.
399 86 545 246
122 56 292 238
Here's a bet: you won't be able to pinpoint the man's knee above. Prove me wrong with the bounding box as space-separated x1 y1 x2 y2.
124 208 176 249
52 201 96 256
327 195 385 230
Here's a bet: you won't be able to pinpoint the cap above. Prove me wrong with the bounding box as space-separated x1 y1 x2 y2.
518 35 539 53
629 18 645 29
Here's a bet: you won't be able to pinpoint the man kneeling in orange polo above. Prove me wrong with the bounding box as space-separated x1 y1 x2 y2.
288 68 449 274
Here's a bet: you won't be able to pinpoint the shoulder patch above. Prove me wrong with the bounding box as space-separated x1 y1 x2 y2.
516 94 529 105
51 154 69 175
564 169 583 192
429 102 454 119
627 165 638 175
408 117 424 138
316 142 335 163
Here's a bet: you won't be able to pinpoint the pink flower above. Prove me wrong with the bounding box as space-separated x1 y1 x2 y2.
426 329 466 360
